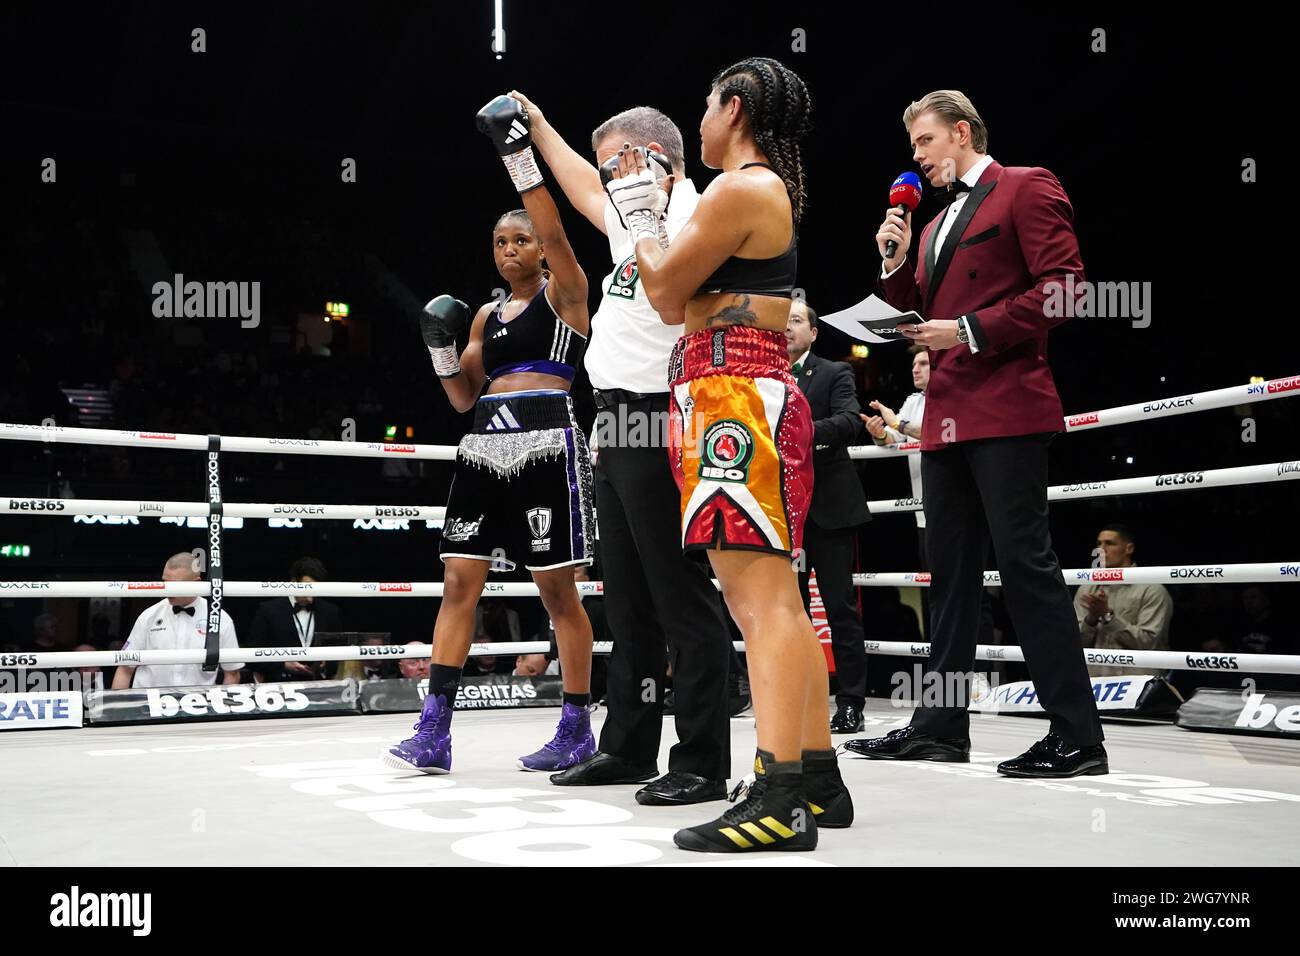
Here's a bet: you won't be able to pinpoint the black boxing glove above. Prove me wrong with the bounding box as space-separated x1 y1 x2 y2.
421 295 471 378
476 94 543 193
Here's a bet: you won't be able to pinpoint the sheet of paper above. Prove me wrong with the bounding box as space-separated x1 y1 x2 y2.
817 293 925 343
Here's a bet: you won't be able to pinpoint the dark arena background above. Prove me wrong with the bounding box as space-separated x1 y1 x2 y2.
0 1 1295 895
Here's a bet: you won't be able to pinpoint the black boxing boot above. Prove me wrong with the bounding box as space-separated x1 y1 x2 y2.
673 749 817 853
802 748 854 828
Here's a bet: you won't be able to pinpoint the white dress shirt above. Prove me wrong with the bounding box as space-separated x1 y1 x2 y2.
289 597 315 647
585 178 699 394
122 596 241 688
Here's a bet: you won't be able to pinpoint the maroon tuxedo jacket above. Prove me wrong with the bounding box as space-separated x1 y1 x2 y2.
879 160 1084 451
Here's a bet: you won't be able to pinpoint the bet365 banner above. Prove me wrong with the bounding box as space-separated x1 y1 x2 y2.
85 680 361 724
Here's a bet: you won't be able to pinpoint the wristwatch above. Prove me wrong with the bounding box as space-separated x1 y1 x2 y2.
955 316 970 345
1099 610 1115 625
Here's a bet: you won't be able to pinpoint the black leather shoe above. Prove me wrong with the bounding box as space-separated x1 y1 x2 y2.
830 703 865 734
548 752 658 786
997 733 1108 778
843 726 970 762
635 771 727 805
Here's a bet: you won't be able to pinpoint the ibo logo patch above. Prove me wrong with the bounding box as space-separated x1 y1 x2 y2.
699 419 754 482
605 255 640 299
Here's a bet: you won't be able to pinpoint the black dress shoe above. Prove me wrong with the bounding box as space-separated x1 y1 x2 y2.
830 703 865 734
997 733 1108 778
548 751 658 786
635 771 727 805
843 726 970 762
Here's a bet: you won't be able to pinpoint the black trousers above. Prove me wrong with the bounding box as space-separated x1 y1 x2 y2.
594 395 732 779
914 433 1103 746
917 526 997 648
798 520 868 708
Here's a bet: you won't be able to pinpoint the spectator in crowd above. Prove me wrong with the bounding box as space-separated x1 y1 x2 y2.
1229 586 1296 662
27 612 68 653
399 642 431 681
88 612 118 649
786 299 872 734
248 557 343 683
111 552 243 688
464 646 514 677
1074 524 1172 677
474 601 521 645
515 653 558 677
331 633 397 682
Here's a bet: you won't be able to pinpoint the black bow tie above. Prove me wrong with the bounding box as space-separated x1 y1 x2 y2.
172 605 196 616
935 180 973 209
293 602 312 611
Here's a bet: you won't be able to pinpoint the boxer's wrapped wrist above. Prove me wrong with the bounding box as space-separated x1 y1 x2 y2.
428 344 462 378
501 146 544 193
626 209 661 246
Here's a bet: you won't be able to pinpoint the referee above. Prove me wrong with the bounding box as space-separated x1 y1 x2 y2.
511 91 733 805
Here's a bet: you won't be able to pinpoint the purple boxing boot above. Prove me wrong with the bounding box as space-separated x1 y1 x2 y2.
517 702 597 772
383 693 453 774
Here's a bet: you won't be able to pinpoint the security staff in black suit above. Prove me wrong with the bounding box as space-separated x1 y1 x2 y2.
249 557 344 683
787 301 872 733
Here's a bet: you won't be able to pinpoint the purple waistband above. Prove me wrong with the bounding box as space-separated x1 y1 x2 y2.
489 360 576 381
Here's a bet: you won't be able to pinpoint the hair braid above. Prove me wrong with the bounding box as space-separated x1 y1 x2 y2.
711 57 813 223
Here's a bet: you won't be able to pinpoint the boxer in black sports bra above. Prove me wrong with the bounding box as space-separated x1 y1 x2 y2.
385 94 598 777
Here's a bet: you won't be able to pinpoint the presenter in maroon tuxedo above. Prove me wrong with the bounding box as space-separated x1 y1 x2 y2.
846 90 1107 777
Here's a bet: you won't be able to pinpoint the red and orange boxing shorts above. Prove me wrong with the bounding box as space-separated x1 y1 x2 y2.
667 326 813 559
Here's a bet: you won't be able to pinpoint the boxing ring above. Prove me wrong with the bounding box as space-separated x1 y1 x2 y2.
1 374 1298 866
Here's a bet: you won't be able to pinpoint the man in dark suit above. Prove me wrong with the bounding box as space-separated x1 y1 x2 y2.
848 90 1106 777
787 300 872 734
248 556 344 683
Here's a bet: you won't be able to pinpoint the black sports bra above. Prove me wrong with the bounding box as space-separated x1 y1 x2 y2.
696 162 798 297
480 281 586 381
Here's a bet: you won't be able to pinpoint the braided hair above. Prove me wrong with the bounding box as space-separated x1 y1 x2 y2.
711 57 813 223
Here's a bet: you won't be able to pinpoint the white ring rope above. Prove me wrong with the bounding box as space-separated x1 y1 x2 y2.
1 562 1295 599
4 463 1295 523
3 375 1295 462
848 374 1299 458
867 460 1300 514
0 498 446 521
0 424 457 460
11 638 1300 676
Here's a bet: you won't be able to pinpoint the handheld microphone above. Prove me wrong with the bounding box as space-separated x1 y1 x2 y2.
884 172 923 259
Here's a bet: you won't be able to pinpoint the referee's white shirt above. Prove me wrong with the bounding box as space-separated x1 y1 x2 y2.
121 596 241 687
585 177 699 394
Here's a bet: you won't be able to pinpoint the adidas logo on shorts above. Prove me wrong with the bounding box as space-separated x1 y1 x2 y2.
485 404 522 431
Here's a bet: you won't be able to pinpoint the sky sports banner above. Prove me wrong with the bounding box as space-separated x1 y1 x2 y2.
361 675 563 713
85 680 360 725
0 691 83 731
970 675 1179 716
1177 688 1300 737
